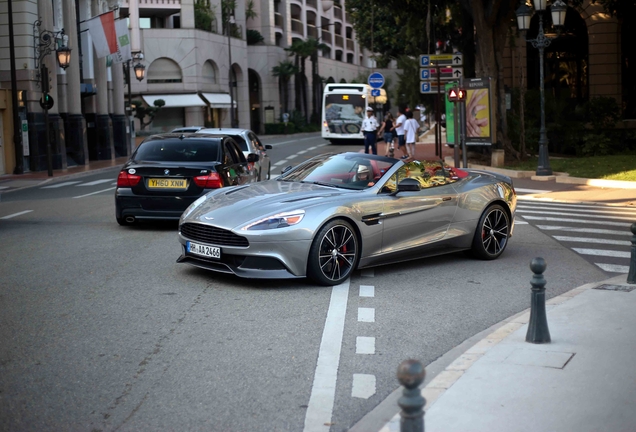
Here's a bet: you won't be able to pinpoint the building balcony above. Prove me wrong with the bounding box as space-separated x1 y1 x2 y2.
346 38 354 51
333 6 342 21
307 24 318 38
275 12 283 29
306 0 317 9
335 34 343 48
321 29 332 44
291 18 303 35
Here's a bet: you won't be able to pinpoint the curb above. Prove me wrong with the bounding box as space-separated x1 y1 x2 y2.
352 274 628 432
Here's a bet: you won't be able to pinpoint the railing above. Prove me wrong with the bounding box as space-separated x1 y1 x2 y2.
119 0 181 7
335 34 343 48
346 38 354 51
291 18 303 34
307 25 317 38
275 12 283 28
321 30 332 44
333 6 342 20
306 0 317 9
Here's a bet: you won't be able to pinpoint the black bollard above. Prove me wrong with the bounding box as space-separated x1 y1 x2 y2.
526 257 551 343
627 223 636 284
397 359 426 432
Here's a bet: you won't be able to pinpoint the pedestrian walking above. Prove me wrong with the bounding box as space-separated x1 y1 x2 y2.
394 107 409 159
404 111 420 160
377 112 396 157
361 107 379 155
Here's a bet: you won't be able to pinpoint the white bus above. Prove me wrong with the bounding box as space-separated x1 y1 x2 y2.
321 83 371 144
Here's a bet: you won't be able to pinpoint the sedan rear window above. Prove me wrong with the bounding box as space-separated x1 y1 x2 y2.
135 140 220 162
227 135 249 152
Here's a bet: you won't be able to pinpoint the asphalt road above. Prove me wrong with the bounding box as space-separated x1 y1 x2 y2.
0 134 608 431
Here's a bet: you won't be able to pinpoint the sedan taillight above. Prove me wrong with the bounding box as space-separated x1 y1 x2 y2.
117 170 142 187
193 172 223 189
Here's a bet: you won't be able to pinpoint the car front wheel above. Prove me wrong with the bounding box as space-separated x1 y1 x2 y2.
470 204 510 260
307 219 359 286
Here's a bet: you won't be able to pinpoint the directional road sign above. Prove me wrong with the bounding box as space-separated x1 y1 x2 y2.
420 81 455 94
368 72 385 89
420 67 464 81
420 53 463 67
371 89 381 97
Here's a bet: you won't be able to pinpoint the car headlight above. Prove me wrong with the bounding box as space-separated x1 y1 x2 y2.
241 210 305 231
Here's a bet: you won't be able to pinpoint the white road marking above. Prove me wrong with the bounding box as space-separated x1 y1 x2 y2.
356 337 375 354
303 280 350 432
287 154 298 160
536 226 630 236
360 268 375 277
552 236 631 246
517 209 636 222
514 220 529 225
308 146 318 150
76 179 112 186
517 204 636 216
1 210 33 219
515 188 551 194
270 137 318 146
273 160 288 166
41 181 81 188
572 248 630 258
518 201 636 211
352 374 376 399
521 215 631 227
72 187 116 199
0 186 9 190
298 150 308 154
359 285 374 297
358 308 375 323
595 263 630 273
111 182 117 185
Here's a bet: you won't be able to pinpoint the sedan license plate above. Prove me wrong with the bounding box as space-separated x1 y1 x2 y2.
148 178 187 189
187 241 221 259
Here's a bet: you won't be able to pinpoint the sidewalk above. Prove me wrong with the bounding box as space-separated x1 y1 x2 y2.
360 273 636 432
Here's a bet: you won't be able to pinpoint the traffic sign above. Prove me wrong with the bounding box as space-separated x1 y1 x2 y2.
420 67 464 81
420 53 463 67
371 89 381 97
368 72 385 89
448 87 459 101
420 81 449 94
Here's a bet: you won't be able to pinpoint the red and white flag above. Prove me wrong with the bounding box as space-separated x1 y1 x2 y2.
84 11 131 63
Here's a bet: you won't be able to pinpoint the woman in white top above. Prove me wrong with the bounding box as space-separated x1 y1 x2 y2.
403 111 420 160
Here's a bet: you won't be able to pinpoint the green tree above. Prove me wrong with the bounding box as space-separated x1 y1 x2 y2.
305 38 329 123
194 0 215 32
285 39 313 121
132 99 165 130
272 61 298 114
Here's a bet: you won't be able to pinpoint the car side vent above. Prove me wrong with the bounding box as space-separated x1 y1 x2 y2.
225 185 249 195
281 196 321 203
181 223 249 247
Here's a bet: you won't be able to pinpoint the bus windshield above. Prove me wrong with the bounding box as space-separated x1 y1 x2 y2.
324 94 366 134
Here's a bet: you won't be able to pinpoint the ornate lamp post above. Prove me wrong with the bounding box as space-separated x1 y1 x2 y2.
125 51 145 152
516 0 567 176
34 20 72 176
227 14 237 127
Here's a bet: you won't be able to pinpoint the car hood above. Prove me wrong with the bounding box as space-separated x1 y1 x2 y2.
183 180 353 229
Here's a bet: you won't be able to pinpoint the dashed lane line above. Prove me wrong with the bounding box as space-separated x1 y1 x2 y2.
1 210 33 219
515 188 552 194
76 179 113 186
351 374 376 399
359 285 374 297
358 308 375 323
41 181 81 188
72 187 116 199
355 337 376 354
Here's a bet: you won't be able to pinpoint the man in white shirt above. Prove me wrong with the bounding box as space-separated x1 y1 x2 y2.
394 107 408 159
361 107 379 155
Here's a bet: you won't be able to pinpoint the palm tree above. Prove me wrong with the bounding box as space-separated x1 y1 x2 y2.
272 60 298 115
305 38 329 123
285 39 312 121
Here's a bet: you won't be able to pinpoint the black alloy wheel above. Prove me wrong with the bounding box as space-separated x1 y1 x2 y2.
471 204 510 260
307 219 359 286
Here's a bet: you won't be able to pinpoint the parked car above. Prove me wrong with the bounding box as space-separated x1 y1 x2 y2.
196 128 272 181
171 126 205 133
177 152 517 285
115 133 258 225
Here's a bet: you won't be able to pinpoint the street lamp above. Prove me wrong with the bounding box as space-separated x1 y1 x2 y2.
34 20 72 176
227 14 237 127
125 51 145 153
515 0 566 176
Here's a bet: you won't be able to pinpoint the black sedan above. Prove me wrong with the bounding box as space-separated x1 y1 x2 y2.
115 133 258 225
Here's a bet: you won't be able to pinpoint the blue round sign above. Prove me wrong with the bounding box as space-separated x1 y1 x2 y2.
368 72 385 89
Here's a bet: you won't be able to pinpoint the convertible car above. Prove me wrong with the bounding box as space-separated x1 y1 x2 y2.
177 152 516 286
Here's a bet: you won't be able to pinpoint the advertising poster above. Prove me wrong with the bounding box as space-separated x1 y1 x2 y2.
465 77 492 145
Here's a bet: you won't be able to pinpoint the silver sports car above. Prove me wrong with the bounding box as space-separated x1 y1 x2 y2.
177 152 516 286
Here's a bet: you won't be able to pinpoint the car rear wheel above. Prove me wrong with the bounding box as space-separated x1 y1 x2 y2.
307 219 359 286
470 204 510 260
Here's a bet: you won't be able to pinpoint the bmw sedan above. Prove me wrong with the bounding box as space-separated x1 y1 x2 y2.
196 128 272 181
115 133 258 225
177 152 516 285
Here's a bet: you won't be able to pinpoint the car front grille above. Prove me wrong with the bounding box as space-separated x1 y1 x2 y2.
181 223 249 247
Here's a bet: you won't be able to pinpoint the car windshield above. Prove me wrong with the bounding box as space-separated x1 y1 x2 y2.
134 139 220 162
280 153 397 190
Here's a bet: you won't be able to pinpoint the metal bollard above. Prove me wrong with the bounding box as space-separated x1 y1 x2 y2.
627 223 636 284
397 359 426 432
526 257 551 343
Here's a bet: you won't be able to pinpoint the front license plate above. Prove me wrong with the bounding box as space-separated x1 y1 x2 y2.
147 178 187 189
187 241 221 259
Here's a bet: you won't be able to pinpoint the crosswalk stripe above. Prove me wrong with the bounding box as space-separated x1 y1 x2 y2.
41 181 81 188
514 220 529 225
517 204 636 216
595 263 630 273
522 215 631 227
76 179 112 186
517 201 636 210
519 211 634 223
552 236 631 246
572 248 630 258
536 225 630 236
515 188 552 194
1 210 33 219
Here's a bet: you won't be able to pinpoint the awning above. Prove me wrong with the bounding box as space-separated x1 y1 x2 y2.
200 92 236 108
142 94 206 108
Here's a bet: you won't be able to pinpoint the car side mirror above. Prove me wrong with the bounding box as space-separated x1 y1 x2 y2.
247 153 259 163
265 145 273 150
396 178 421 193
281 165 293 174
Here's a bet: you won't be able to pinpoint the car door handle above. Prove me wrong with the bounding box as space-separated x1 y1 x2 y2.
442 197 452 201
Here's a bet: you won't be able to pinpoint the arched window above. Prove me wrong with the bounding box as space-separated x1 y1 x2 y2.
147 58 182 83
202 60 218 84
